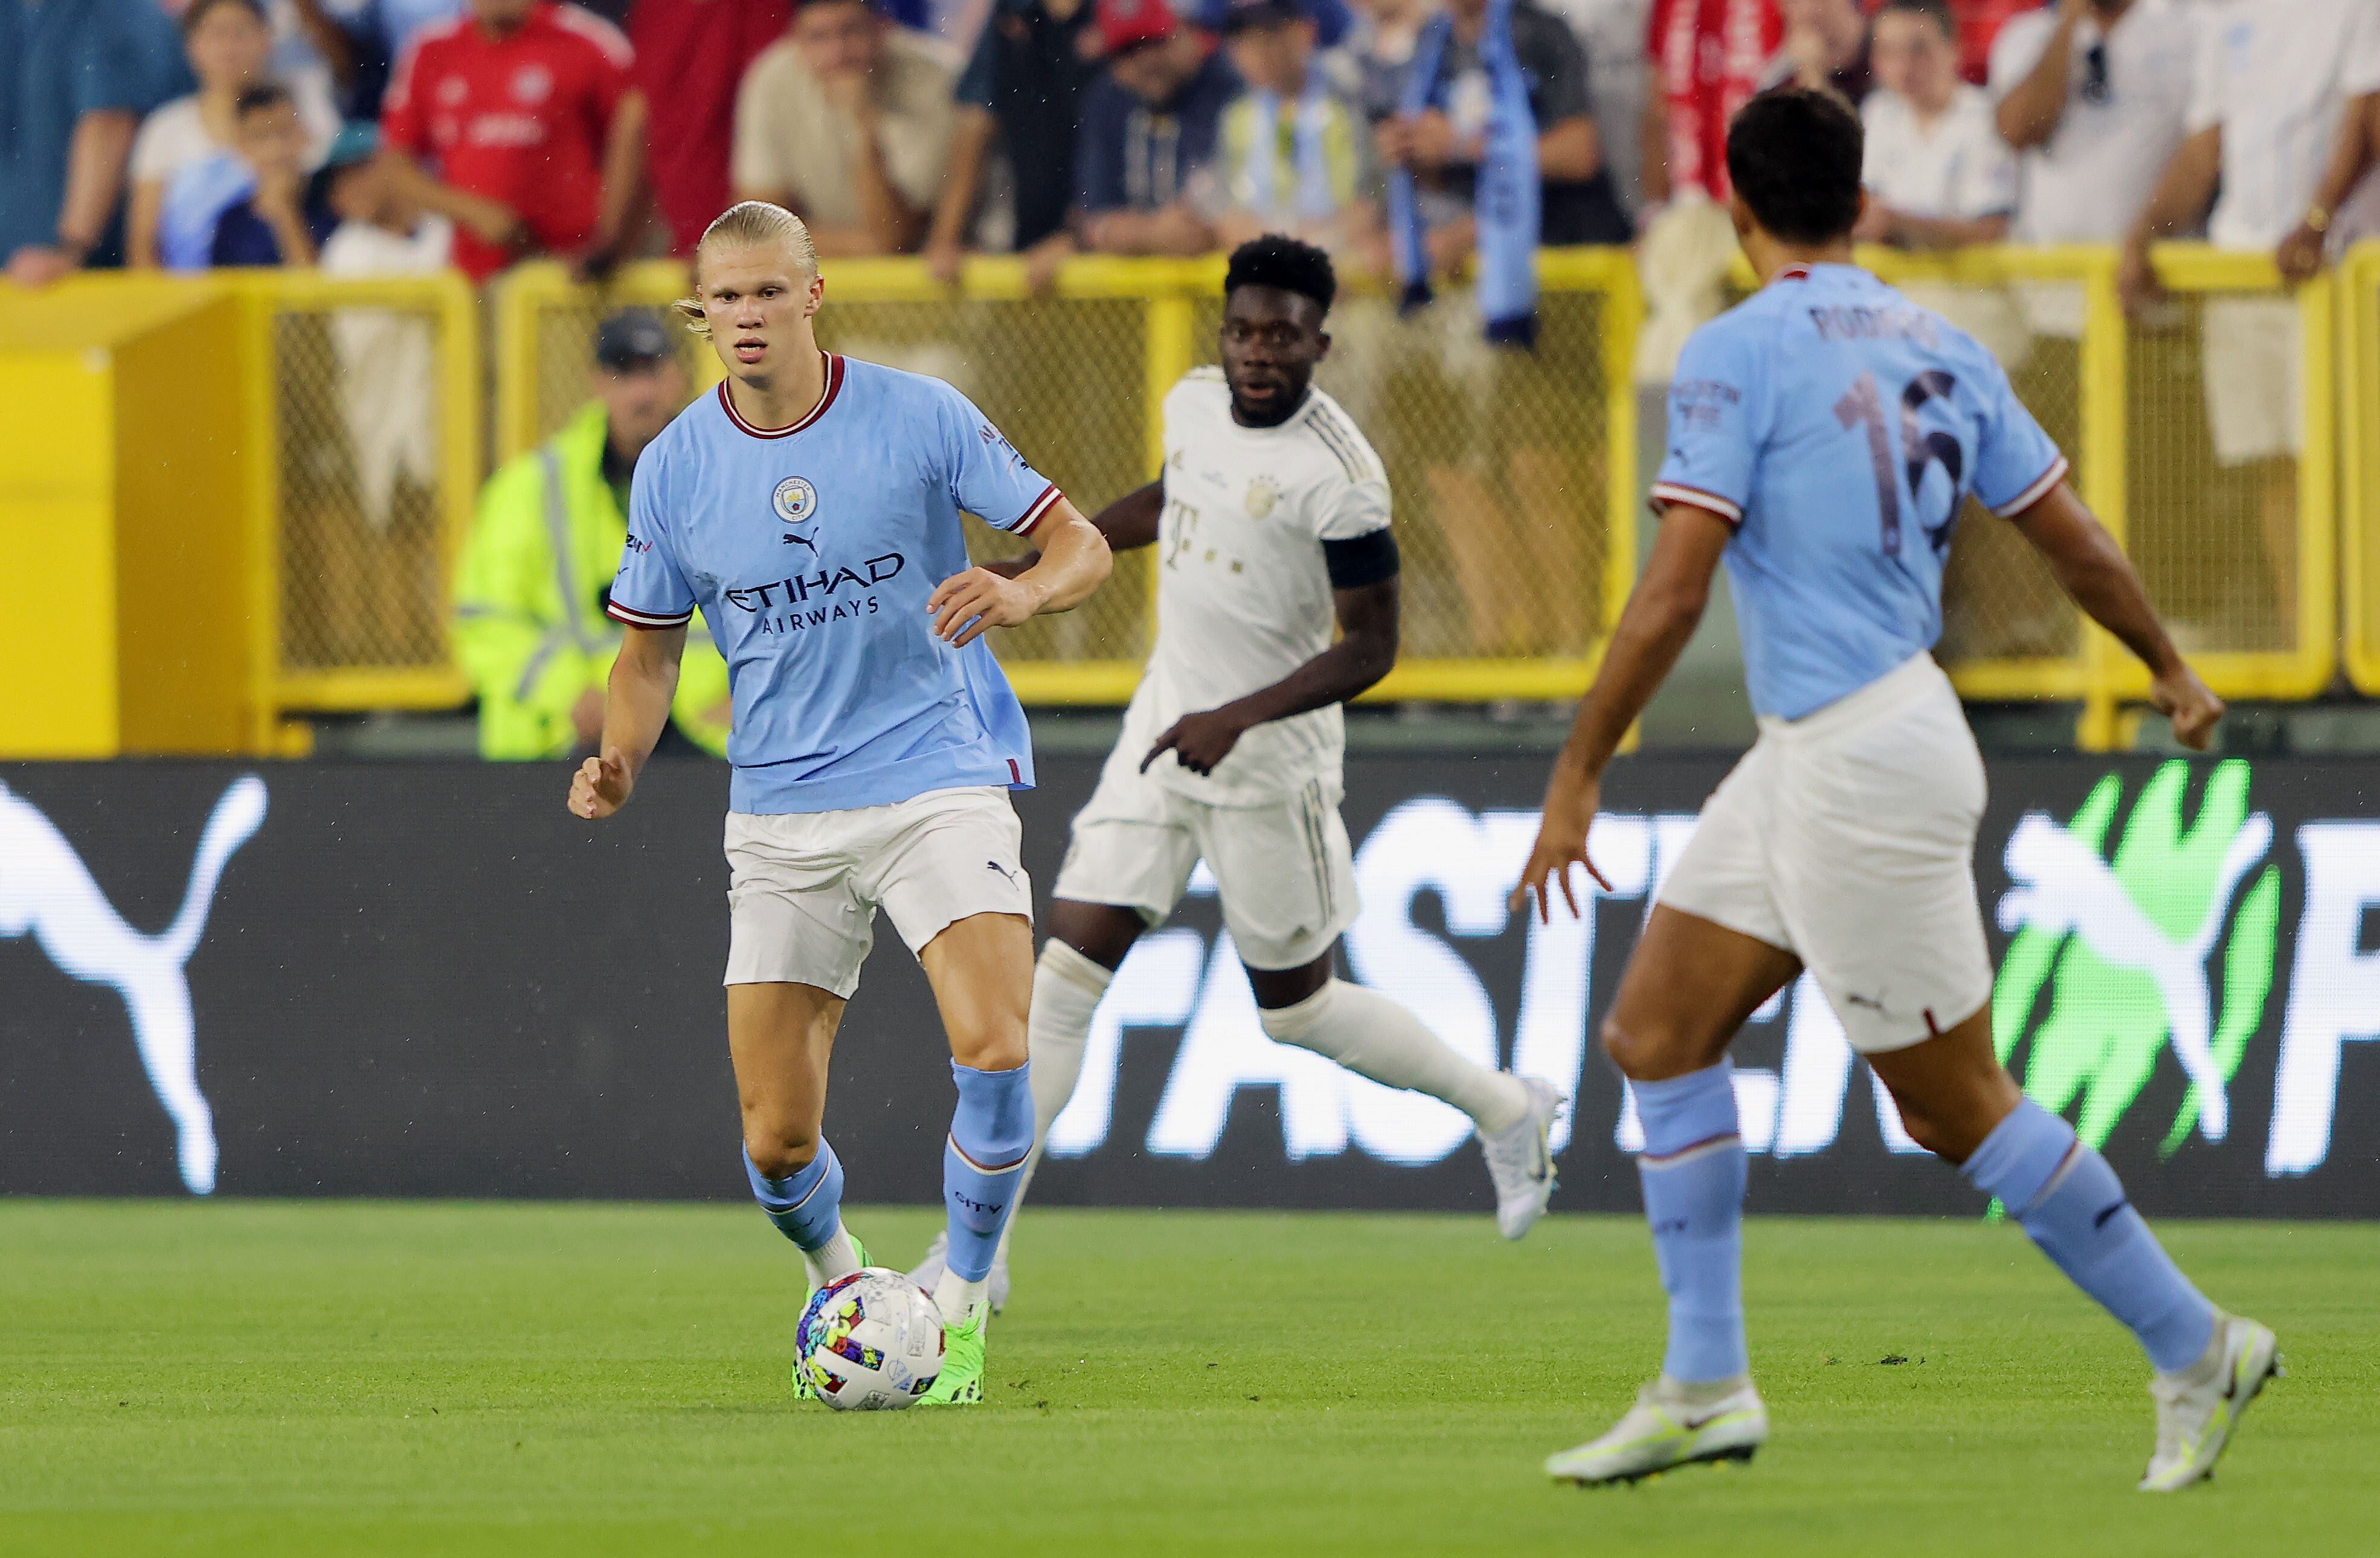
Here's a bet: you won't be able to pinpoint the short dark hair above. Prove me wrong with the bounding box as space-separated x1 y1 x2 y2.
1223 233 1336 316
182 0 267 33
234 81 295 118
1726 88 1865 245
1877 0 1957 40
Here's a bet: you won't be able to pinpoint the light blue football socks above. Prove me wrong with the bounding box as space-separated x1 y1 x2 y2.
1961 1098 2216 1373
944 1060 1035 1287
744 1138 846 1254
1633 1060 1751 1385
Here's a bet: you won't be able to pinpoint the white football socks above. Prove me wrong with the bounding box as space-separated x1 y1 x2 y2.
1028 940 1112 1140
986 940 1116 1266
802 1226 863 1289
933 1270 987 1322
1259 978 1531 1132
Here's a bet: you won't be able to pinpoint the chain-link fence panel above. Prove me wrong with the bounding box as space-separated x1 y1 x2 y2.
1192 285 1621 661
815 293 1157 668
265 281 474 702
2124 290 2302 657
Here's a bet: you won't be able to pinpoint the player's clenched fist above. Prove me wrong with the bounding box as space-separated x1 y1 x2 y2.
2150 661 2225 752
570 748 635 819
928 567 1040 647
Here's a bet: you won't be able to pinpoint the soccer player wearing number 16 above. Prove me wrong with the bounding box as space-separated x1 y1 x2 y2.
1513 91 2279 1491
568 201 1112 1407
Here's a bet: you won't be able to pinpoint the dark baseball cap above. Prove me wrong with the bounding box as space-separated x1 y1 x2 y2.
1210 0 1299 31
1195 0 1346 42
594 309 674 371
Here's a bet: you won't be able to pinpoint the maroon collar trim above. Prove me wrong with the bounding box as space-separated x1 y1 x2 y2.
1773 263 1814 283
718 353 843 439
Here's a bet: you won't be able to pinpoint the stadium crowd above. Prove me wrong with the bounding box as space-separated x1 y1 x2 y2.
5 0 2379 755
5 0 2376 297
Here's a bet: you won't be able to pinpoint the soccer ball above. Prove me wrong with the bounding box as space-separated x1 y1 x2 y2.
795 1268 945 1410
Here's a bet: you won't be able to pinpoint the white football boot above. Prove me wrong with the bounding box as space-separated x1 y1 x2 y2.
2138 1313 2283 1492
1545 1378 1768 1485
1480 1079 1566 1240
907 1229 1012 1316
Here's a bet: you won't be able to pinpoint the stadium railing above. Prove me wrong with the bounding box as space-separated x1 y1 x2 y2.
491 251 1645 705
12 244 2353 747
2343 240 2380 697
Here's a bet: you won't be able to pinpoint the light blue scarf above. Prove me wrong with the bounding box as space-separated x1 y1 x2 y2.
1389 0 1541 346
1238 66 1340 226
159 150 257 273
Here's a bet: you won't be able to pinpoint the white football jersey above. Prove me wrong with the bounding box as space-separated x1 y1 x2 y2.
1123 368 1392 807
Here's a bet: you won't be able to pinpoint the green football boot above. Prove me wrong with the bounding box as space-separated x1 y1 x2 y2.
790 1234 870 1402
917 1300 986 1407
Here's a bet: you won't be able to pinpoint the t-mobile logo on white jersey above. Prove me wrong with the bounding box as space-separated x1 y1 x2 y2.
0 777 267 1194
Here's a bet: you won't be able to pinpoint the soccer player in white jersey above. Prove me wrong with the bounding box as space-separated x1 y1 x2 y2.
1513 92 2279 1491
567 202 1112 1406
909 237 1566 1307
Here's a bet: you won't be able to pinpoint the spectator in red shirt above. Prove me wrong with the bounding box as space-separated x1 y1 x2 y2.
1643 0 1779 206
376 0 646 280
628 0 788 256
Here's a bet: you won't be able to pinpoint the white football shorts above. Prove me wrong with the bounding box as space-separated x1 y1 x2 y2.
1052 746 1358 972
1655 652 1993 1054
723 785 1032 997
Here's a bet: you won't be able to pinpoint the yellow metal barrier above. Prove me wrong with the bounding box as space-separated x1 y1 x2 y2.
2343 241 2380 694
16 242 2354 742
494 251 1642 703
1 272 477 740
2120 247 2335 708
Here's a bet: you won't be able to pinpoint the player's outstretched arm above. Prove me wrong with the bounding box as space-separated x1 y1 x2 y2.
1511 504 1732 923
928 500 1113 647
1143 571 1401 777
980 480 1163 579
2004 482 2223 749
568 623 685 819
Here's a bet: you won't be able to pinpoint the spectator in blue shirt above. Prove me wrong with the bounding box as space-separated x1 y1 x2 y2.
1073 0 1243 257
1 0 187 284
209 82 340 265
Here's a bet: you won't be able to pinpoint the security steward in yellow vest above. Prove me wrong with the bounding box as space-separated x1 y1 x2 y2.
455 309 732 758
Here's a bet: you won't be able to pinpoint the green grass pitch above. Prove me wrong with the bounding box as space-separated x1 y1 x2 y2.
3 1202 2373 1556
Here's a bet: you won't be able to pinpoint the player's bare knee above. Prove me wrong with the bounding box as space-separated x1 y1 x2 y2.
1600 1016 1664 1080
948 1020 1028 1074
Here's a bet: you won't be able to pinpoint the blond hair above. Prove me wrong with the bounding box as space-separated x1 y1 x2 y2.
674 202 819 337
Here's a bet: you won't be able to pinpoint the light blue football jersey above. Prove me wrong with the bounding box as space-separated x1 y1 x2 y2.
1653 263 2067 721
608 353 1066 815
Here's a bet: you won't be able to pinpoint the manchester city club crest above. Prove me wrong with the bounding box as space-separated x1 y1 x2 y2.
1244 476 1281 519
773 476 818 524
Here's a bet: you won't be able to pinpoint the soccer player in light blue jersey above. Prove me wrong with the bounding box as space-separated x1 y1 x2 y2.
1513 91 2278 1490
568 201 1113 1406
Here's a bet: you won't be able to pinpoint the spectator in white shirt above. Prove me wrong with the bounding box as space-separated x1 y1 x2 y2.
1989 0 2199 246
1854 0 2015 249
2121 0 2380 630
